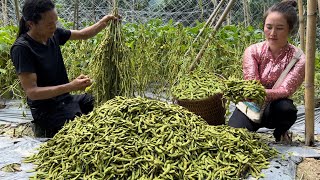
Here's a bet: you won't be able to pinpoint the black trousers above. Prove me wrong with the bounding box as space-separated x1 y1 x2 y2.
228 98 297 141
30 93 94 137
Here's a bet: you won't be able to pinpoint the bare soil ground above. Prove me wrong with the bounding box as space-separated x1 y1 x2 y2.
296 157 320 180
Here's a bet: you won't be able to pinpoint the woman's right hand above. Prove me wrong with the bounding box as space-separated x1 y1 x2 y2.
69 74 92 91
101 14 121 23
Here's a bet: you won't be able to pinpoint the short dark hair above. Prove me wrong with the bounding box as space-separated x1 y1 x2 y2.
263 0 298 34
17 0 55 37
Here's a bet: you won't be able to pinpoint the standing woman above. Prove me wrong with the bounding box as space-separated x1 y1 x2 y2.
228 0 305 143
10 0 119 137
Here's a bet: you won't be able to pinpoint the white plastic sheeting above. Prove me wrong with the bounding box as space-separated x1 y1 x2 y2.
0 100 32 125
0 100 320 179
0 136 46 180
1 135 320 180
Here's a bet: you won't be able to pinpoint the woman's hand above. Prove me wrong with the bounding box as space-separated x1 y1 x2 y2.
69 14 122 40
101 14 121 23
69 74 92 91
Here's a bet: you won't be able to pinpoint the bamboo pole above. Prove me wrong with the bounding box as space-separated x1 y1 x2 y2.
5 0 8 24
92 0 96 22
211 0 217 7
1 0 4 24
199 0 225 34
243 0 250 26
305 0 317 146
189 0 236 72
13 0 20 25
76 0 79 29
73 0 79 30
199 0 204 21
298 0 305 52
318 0 320 17
2 0 8 25
184 0 226 56
209 0 226 27
227 11 231 25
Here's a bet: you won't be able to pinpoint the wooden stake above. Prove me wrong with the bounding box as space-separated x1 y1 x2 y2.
305 0 317 146
298 0 305 52
189 0 236 72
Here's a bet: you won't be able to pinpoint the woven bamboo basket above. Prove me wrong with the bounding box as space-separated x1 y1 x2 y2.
174 93 226 125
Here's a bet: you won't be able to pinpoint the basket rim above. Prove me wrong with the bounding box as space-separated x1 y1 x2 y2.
172 93 223 103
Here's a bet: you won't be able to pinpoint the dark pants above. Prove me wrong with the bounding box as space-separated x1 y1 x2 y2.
228 98 297 141
30 93 94 137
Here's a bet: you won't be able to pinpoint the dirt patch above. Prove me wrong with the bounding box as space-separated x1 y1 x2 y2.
257 133 320 180
296 158 320 180
295 134 320 180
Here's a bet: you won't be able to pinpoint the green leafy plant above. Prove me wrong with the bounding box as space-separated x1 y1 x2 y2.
1 18 318 106
0 25 24 99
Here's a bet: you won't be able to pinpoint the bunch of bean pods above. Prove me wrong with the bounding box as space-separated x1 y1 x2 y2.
88 3 133 105
223 77 267 105
171 70 224 100
25 96 277 179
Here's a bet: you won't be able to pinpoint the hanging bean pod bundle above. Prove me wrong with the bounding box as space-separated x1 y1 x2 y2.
88 2 133 105
25 96 277 179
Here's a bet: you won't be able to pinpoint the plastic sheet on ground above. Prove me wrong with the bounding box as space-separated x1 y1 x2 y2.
291 107 320 135
0 136 47 180
1 100 320 180
0 100 33 125
1 135 319 180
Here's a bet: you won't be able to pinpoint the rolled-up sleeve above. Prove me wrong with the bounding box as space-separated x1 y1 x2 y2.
243 45 260 81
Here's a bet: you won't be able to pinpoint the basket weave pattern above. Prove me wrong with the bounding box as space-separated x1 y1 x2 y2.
174 94 226 125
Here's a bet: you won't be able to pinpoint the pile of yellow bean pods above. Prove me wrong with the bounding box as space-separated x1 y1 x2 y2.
25 96 277 179
171 70 224 100
223 77 267 105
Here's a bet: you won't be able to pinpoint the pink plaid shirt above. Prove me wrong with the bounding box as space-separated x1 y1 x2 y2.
243 41 306 101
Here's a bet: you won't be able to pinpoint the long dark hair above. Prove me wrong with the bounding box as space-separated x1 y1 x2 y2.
263 0 298 34
17 0 55 37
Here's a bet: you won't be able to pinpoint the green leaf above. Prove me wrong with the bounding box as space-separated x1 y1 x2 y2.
0 68 7 74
